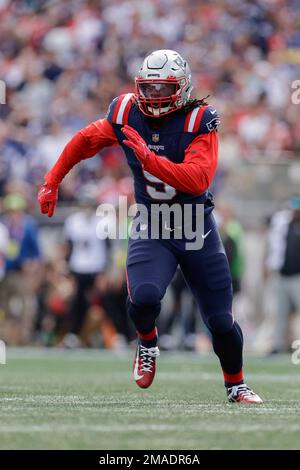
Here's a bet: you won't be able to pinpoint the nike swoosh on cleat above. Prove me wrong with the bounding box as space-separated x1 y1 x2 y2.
201 229 212 239
133 347 144 381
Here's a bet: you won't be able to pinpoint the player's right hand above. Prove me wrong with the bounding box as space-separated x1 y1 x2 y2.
122 125 152 165
38 182 58 218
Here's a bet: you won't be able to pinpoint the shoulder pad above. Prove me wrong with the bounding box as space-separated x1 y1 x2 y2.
184 105 220 133
106 93 135 125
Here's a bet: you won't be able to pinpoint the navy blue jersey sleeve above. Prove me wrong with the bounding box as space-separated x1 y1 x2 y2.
105 96 119 125
199 106 220 134
106 93 135 126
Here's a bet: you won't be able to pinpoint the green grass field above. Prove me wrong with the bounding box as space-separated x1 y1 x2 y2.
0 348 299 450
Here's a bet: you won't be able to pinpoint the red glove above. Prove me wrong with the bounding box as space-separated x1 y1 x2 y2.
38 182 58 218
122 125 152 165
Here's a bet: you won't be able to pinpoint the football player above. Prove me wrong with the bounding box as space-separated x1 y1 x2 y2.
38 50 263 404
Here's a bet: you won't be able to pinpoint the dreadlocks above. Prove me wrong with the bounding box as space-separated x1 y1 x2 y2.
182 96 210 113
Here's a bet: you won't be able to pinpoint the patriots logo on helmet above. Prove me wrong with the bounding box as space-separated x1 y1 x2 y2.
173 56 186 71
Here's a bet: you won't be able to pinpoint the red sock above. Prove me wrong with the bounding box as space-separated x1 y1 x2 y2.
137 327 158 347
223 369 244 388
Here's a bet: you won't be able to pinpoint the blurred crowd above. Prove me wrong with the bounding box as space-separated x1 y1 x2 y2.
1 0 300 202
1 0 300 350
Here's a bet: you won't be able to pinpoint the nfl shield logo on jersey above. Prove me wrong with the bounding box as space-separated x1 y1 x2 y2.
152 134 160 143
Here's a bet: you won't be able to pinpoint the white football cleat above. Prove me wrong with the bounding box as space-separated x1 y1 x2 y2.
227 384 263 404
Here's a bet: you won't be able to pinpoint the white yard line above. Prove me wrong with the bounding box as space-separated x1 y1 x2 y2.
0 423 299 434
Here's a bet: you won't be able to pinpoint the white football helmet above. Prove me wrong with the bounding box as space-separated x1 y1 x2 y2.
135 49 193 117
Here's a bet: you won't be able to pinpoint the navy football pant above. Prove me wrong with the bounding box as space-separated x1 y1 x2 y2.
126 213 243 376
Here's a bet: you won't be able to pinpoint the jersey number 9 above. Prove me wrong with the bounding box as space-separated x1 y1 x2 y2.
143 170 177 201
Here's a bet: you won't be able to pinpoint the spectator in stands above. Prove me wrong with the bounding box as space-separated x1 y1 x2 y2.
0 217 8 282
61 190 110 348
266 196 300 352
217 205 245 296
0 193 41 344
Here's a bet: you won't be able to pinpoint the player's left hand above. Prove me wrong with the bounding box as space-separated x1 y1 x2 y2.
122 125 152 165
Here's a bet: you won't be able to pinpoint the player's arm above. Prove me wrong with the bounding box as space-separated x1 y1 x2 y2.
122 125 218 195
143 131 218 194
38 118 118 217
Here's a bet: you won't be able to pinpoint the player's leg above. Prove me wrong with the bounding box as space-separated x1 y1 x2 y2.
179 214 263 403
126 237 178 388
